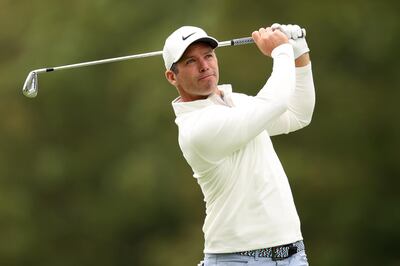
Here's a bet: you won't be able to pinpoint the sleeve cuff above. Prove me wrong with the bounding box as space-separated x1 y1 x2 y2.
271 43 294 59
296 62 312 73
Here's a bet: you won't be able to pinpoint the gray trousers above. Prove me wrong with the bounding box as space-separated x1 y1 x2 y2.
200 250 309 266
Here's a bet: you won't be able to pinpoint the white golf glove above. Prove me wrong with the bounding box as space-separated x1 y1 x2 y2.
272 23 310 59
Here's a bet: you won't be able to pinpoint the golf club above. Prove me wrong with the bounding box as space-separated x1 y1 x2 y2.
22 29 305 98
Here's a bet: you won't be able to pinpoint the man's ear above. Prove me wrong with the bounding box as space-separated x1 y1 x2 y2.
165 70 177 87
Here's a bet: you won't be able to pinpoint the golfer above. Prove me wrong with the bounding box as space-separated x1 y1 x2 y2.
163 24 315 266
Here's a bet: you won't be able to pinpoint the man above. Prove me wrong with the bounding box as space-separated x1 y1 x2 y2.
163 24 315 266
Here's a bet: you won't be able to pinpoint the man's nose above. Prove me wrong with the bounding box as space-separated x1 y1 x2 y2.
198 59 209 72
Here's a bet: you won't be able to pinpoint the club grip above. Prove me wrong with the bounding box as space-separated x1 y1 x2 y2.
230 28 306 47
231 37 254 46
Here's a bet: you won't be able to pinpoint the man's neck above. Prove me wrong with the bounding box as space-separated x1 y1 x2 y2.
179 89 222 102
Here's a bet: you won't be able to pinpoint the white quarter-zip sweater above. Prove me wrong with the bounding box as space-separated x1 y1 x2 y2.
172 44 315 253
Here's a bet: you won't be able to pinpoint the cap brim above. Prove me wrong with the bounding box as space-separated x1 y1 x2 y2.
172 36 219 67
196 37 218 49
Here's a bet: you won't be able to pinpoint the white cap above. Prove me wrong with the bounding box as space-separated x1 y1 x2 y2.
162 26 218 70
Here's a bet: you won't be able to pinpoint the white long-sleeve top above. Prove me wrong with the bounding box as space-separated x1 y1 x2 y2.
172 43 315 253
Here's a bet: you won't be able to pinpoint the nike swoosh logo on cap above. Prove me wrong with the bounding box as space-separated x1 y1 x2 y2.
182 32 196 40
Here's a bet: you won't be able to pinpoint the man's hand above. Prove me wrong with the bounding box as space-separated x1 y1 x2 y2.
271 23 310 59
252 27 289 57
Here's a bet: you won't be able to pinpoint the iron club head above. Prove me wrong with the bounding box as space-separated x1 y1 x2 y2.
22 71 38 98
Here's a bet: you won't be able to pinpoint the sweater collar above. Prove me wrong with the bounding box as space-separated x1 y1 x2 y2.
172 84 234 116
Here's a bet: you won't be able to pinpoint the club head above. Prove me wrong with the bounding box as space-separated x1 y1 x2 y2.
22 71 38 98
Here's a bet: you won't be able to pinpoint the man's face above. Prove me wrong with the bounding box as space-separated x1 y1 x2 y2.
166 42 219 101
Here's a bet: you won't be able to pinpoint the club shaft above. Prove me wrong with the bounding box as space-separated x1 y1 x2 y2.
46 50 164 72
32 37 254 73
29 26 306 74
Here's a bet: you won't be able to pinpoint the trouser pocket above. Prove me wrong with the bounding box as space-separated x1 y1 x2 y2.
204 254 249 265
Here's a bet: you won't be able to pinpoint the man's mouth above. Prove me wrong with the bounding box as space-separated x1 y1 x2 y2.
198 74 215 81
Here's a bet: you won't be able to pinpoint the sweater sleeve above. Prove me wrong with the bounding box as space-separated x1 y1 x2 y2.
266 63 316 136
188 44 295 163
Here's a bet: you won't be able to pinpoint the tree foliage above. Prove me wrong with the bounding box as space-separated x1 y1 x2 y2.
0 0 399 265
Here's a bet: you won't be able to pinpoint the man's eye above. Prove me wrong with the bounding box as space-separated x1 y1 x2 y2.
186 59 195 65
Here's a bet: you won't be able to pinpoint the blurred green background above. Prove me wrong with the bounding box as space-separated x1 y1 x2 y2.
1 0 399 265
